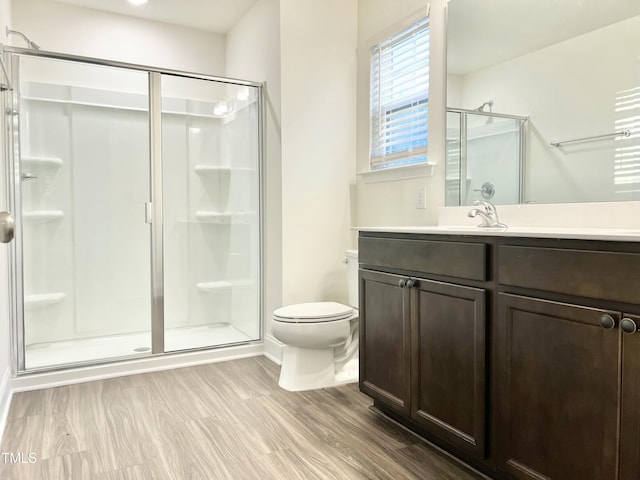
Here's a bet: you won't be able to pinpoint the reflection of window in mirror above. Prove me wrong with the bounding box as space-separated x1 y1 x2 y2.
369 16 430 171
614 85 640 198
446 0 640 205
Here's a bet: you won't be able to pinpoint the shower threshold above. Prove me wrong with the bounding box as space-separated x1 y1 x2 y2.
24 323 254 370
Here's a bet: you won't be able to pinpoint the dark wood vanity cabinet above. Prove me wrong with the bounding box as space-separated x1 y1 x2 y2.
411 279 486 458
359 232 640 480
359 234 489 462
359 269 411 416
496 242 640 480
620 313 640 479
496 294 621 480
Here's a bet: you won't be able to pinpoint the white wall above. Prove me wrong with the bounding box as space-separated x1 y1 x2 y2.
225 0 282 355
280 0 357 305
0 0 14 444
11 0 226 75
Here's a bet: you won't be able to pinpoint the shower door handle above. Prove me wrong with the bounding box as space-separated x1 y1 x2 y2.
145 202 153 224
0 211 14 243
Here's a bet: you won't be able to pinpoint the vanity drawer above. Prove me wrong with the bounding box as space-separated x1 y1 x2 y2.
498 245 640 304
359 236 487 281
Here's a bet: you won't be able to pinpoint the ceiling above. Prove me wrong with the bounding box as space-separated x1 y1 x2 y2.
49 0 260 33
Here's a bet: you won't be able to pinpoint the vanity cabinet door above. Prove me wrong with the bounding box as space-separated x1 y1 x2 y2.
620 313 640 480
496 294 619 480
410 279 486 459
359 269 411 416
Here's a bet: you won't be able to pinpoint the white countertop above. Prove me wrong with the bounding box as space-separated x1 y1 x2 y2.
356 225 640 242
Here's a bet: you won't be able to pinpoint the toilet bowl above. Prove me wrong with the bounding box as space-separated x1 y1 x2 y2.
272 250 359 392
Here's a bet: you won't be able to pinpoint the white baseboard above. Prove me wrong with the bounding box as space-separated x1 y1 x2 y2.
263 335 283 365
12 343 265 392
0 367 13 444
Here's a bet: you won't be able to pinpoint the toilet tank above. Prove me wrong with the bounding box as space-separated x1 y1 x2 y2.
345 250 359 308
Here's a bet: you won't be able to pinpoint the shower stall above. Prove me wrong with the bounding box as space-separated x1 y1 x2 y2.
446 108 527 205
2 48 263 372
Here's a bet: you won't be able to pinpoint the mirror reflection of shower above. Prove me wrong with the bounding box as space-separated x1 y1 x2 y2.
5 27 41 50
474 181 495 200
446 106 527 206
475 100 493 112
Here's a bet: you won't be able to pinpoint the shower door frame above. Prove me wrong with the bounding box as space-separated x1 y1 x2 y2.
446 107 528 205
2 46 265 374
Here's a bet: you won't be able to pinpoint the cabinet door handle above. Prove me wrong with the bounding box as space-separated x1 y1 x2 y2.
398 279 406 288
599 314 616 330
621 318 638 334
405 279 417 289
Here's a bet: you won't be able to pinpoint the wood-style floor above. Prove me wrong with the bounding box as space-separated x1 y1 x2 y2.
0 356 484 479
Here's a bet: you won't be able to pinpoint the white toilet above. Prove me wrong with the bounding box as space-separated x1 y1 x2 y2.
272 250 359 391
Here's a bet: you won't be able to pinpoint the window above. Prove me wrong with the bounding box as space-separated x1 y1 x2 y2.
370 17 430 171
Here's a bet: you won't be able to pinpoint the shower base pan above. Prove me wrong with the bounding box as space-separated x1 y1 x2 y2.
24 323 254 370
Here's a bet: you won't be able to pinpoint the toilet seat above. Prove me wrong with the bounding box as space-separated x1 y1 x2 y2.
273 302 354 323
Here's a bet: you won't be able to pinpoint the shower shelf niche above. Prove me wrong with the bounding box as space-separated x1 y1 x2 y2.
194 211 256 224
23 210 64 223
25 293 66 309
22 156 63 169
195 165 231 175
194 165 254 175
196 279 255 292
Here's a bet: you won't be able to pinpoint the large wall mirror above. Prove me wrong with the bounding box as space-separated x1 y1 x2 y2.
446 0 640 205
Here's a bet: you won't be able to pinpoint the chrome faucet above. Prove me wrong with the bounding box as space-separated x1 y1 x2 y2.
468 200 507 228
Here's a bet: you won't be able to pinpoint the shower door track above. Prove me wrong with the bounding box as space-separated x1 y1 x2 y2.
446 107 528 122
1 46 262 87
2 46 265 375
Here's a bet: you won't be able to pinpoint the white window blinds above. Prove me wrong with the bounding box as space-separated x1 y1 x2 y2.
370 17 430 170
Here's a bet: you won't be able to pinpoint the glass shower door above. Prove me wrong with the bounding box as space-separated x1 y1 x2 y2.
7 51 263 372
16 56 152 369
446 109 525 206
464 113 522 205
160 74 261 351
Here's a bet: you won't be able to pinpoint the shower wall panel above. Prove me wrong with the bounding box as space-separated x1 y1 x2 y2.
70 103 150 336
160 115 191 328
464 115 521 205
221 105 260 339
21 95 74 346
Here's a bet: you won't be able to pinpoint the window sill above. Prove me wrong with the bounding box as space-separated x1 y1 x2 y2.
357 162 436 183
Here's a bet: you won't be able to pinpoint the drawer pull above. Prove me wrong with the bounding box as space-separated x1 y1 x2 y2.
398 279 406 288
599 314 615 330
406 279 417 289
621 318 638 334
